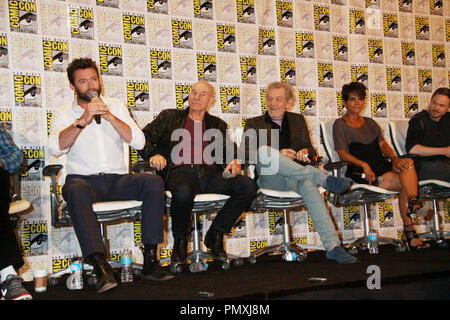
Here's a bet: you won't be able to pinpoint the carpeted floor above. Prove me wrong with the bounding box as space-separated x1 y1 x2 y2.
24 243 450 302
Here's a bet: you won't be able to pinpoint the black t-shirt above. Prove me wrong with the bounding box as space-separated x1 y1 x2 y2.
405 110 450 166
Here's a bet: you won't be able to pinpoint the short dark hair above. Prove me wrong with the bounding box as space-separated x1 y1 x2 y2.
341 82 367 101
66 57 99 86
431 87 450 101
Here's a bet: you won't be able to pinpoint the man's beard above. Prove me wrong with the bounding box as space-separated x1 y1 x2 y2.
75 86 101 103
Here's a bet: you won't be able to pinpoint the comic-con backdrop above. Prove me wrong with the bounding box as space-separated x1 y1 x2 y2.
1 0 449 279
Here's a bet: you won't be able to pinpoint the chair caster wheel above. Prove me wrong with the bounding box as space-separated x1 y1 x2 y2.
48 277 59 286
395 244 408 253
296 252 307 262
233 258 244 267
189 261 207 273
221 261 230 270
86 275 97 286
348 247 358 255
248 256 256 264
437 240 448 248
170 264 182 274
133 268 142 278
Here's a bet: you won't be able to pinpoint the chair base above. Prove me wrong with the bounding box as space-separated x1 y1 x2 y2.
416 230 450 248
166 250 243 273
345 236 407 254
248 242 309 263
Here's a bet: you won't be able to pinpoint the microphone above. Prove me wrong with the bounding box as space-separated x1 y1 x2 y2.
294 154 324 167
88 91 101 124
222 169 232 179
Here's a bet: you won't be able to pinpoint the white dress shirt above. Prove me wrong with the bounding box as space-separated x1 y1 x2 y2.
48 97 145 176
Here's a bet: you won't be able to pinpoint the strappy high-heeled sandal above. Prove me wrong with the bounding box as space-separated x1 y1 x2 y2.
402 224 430 251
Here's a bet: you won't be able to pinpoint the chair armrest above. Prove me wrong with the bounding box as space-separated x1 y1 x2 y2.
323 161 349 171
43 164 63 177
131 161 156 174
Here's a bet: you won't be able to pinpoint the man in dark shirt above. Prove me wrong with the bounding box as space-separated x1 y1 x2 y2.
139 80 256 264
405 87 450 182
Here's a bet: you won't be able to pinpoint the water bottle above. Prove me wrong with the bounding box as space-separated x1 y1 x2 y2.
67 259 83 290
120 249 133 283
368 228 379 254
284 251 297 262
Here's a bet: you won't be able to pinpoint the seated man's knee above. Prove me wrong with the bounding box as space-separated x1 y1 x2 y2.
234 175 257 196
138 173 165 194
171 184 196 204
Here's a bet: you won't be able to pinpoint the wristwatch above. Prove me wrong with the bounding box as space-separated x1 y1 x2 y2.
73 119 85 129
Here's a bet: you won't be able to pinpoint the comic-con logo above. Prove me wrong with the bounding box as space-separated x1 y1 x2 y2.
370 93 387 118
418 69 432 92
349 8 365 34
43 39 69 72
21 221 48 255
21 147 45 181
0 34 8 68
298 90 316 116
368 39 383 64
296 32 314 58
446 19 450 42
220 86 240 114
237 0 255 24
258 28 276 56
314 5 330 31
150 49 172 79
13 73 41 107
432 44 445 67
343 205 360 230
317 62 334 88
415 16 429 40
280 59 296 85
133 220 142 245
386 67 401 91
250 239 268 253
99 44 123 76
378 203 394 227
337 91 344 116
351 65 368 86
194 0 213 20
260 88 267 112
197 53 216 82
9 0 38 34
404 94 419 118
268 211 284 235
123 13 146 45
401 42 415 66
276 0 293 28
217 24 236 53
0 109 12 133
172 19 193 49
46 110 52 135
333 36 348 62
383 13 398 38
127 80 149 111
240 56 257 84
147 0 169 14
430 0 443 16
399 0 412 13
52 257 73 273
175 83 192 109
69 6 95 40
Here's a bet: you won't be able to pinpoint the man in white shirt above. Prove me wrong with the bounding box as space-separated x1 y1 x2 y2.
48 58 173 294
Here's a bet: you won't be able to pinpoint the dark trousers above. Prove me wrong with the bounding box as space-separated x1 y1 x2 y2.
417 158 450 183
0 168 24 271
166 165 256 236
62 173 165 259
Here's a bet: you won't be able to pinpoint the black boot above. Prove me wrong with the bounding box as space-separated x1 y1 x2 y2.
171 233 188 264
204 225 227 258
87 253 118 293
142 244 174 281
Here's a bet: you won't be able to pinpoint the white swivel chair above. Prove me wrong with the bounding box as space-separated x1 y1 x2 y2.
320 119 407 254
389 120 450 247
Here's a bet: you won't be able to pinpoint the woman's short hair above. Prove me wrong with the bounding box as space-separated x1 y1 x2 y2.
341 82 367 101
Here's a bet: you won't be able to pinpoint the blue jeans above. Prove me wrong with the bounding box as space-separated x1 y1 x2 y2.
256 146 341 251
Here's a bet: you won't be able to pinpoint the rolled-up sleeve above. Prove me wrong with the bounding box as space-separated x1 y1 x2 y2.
48 107 71 157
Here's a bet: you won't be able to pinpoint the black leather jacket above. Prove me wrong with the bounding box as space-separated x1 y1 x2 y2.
139 108 237 181
240 111 317 164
